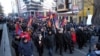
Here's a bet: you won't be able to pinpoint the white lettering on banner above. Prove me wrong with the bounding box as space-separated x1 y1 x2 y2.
72 5 79 11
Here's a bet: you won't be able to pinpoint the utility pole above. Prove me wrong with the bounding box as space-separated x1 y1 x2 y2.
11 0 15 19
15 0 20 17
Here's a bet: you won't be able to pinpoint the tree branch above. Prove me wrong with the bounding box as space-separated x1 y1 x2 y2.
84 0 95 6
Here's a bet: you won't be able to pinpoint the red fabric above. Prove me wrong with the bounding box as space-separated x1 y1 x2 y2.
20 32 31 41
15 23 20 34
71 32 77 44
47 20 52 27
20 32 24 38
27 17 33 27
61 18 67 27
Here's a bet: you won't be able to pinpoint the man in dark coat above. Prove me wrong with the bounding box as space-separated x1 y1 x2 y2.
18 38 34 56
55 28 64 55
35 33 44 56
87 42 100 56
63 30 73 54
76 27 85 49
12 34 21 56
46 31 55 56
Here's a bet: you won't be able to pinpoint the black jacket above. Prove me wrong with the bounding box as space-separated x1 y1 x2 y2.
12 38 20 50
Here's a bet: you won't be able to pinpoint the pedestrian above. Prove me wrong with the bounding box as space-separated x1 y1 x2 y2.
87 42 100 56
66 30 73 54
55 28 64 55
70 27 77 51
35 33 44 56
18 38 34 56
46 31 55 56
12 34 21 56
70 27 77 44
76 27 85 49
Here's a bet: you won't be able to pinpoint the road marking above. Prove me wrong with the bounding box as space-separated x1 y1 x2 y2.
75 48 87 55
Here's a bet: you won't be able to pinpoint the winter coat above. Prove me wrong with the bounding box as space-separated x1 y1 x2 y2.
63 31 73 46
18 41 33 56
46 34 55 48
55 32 64 46
76 29 85 43
35 34 44 48
12 38 20 50
71 32 77 44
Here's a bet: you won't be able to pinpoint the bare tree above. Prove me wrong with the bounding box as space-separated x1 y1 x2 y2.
92 0 100 26
83 0 100 26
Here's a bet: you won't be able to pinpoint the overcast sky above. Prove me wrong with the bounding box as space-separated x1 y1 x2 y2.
0 0 12 15
0 0 55 15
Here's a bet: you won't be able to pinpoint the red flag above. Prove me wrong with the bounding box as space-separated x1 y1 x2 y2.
50 14 53 19
15 22 22 35
62 17 67 27
27 16 33 27
20 32 31 41
47 20 52 27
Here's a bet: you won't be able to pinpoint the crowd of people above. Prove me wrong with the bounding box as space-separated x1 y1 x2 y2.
7 17 100 56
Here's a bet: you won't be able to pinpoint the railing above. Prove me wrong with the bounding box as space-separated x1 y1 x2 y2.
0 24 12 56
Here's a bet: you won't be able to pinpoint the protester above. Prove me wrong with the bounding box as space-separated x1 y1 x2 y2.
35 33 44 56
66 30 73 54
55 28 64 55
12 34 21 56
76 26 85 49
46 31 55 56
18 38 34 56
87 42 100 56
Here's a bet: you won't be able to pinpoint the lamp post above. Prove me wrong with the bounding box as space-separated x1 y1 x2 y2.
11 0 15 19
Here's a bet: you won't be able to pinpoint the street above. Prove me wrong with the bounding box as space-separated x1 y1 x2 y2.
8 31 89 56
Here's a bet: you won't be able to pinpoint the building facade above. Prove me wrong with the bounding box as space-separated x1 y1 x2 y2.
56 0 83 23
23 0 43 17
78 0 94 24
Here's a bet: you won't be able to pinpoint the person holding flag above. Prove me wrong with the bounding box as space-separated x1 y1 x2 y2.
61 16 68 27
27 16 33 28
15 21 22 35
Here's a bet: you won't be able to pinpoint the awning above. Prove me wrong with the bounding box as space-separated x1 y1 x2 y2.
57 11 79 16
57 11 79 14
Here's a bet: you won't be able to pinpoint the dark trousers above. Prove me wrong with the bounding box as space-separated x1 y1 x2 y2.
55 43 63 55
15 50 19 56
48 48 53 56
77 40 84 49
98 36 100 42
67 43 73 53
63 43 67 52
37 46 43 56
24 55 33 56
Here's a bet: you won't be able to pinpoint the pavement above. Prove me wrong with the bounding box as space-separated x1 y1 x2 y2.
0 24 12 56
